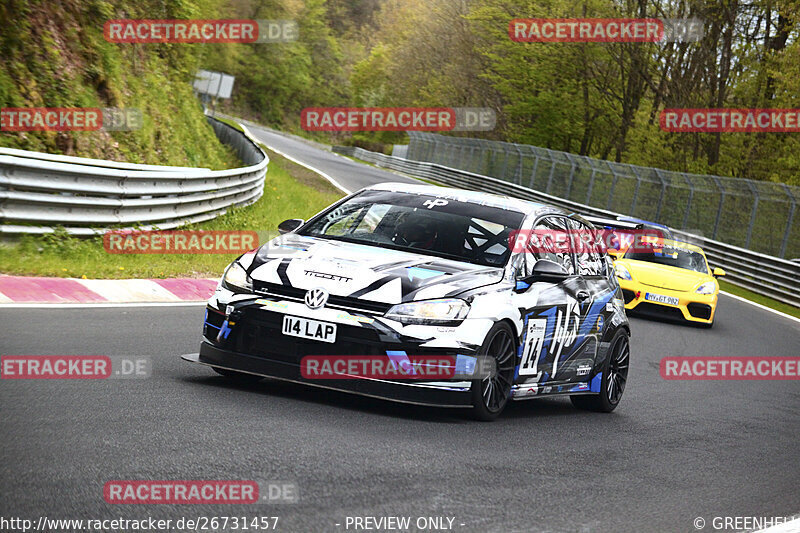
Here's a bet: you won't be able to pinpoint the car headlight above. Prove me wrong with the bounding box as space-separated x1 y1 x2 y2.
222 262 253 292
695 281 716 294
615 264 632 280
384 298 470 325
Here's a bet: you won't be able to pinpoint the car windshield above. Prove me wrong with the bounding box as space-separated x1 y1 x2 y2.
624 244 708 273
300 190 525 267
638 224 673 241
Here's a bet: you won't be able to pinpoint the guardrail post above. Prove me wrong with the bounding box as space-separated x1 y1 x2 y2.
468 145 476 172
654 169 668 222
681 173 694 230
744 180 760 249
499 144 510 181
710 176 726 240
779 184 796 259
488 147 497 177
546 150 557 194
424 134 434 162
586 167 597 205
406 131 417 160
629 165 642 215
606 161 619 211
529 148 540 190
563 153 576 200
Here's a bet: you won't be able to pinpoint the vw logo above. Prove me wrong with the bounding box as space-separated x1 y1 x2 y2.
304 287 329 309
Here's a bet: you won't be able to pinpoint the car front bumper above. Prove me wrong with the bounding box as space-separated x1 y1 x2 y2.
619 281 717 324
183 343 474 408
185 294 484 407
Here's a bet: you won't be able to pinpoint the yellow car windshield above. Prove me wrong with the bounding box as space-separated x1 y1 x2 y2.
624 246 708 274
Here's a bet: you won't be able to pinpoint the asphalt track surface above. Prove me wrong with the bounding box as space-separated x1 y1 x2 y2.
2 128 799 533
246 124 419 193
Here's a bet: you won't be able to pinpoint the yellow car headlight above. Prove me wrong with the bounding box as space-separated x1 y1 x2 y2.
615 264 632 280
695 281 716 295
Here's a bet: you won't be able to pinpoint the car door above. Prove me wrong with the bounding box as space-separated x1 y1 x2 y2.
561 217 616 381
516 215 587 384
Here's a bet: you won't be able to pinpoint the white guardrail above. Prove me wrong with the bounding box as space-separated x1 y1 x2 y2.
0 117 268 235
334 146 800 308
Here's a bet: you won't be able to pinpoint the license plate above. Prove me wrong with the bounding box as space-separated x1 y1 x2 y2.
645 292 679 306
282 315 337 343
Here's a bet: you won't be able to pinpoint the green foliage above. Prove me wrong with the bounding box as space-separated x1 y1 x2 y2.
3 0 798 184
334 0 800 185
202 0 348 127
0 0 238 168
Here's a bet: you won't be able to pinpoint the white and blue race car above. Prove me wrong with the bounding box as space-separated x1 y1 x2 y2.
183 183 631 420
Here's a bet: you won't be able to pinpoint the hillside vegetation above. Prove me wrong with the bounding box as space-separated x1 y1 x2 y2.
204 0 800 185
2 0 798 183
0 0 238 169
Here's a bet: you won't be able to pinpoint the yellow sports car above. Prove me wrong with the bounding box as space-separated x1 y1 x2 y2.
612 240 725 327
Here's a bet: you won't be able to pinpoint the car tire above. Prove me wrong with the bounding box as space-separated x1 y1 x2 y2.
570 329 630 413
470 322 517 421
213 367 264 384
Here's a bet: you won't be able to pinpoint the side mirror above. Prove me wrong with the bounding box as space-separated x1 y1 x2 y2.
713 267 726 277
278 218 304 234
517 259 570 289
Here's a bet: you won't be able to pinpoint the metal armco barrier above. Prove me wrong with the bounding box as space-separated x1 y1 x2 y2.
0 117 268 235
334 145 800 308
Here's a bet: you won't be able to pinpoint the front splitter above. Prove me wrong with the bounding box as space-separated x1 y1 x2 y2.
182 343 474 408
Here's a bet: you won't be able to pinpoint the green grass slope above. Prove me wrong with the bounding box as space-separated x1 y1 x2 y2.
0 0 238 169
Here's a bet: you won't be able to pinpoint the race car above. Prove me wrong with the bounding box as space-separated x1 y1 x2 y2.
616 216 674 241
182 183 631 420
613 239 725 327
584 215 672 259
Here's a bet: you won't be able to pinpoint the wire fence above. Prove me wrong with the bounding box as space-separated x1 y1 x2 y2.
335 145 800 306
405 132 799 259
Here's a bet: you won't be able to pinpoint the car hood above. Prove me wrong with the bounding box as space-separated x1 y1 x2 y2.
244 234 505 305
619 259 711 292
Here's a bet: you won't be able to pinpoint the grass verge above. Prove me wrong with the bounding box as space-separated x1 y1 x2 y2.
0 149 343 279
719 280 800 319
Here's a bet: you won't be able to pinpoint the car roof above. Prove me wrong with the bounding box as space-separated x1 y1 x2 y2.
364 182 568 217
583 215 640 230
617 215 671 231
